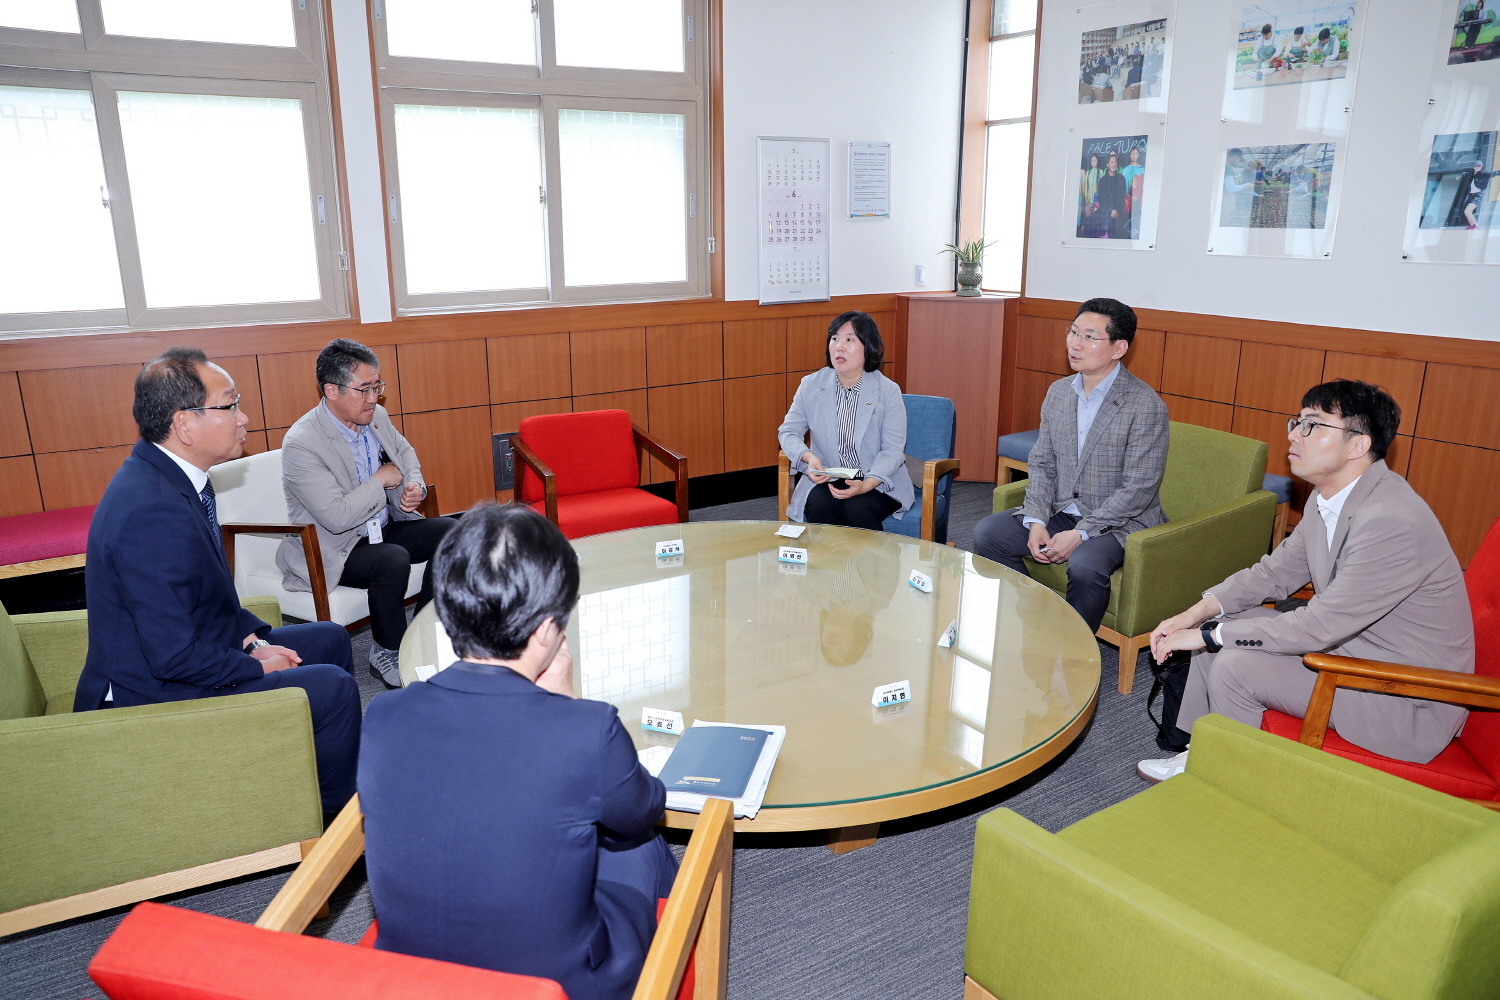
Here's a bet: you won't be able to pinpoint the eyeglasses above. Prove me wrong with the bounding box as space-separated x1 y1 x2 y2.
1286 416 1355 437
186 394 241 414
335 381 386 399
1066 329 1109 344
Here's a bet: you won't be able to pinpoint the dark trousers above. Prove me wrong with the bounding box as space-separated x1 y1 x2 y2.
219 621 360 815
971 508 1125 633
338 516 456 650
803 482 901 531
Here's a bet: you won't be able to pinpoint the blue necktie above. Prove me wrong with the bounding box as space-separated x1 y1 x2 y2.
200 482 224 554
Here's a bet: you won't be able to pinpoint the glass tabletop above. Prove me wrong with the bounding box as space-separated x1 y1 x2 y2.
399 521 1100 817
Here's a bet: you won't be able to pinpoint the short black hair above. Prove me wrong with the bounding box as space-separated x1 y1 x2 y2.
134 346 209 444
1300 379 1400 462
825 311 884 372
433 503 580 662
1075 297 1137 344
315 338 380 394
1318 27 1331 41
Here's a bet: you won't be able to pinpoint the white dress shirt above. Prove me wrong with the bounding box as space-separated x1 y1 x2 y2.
153 442 209 494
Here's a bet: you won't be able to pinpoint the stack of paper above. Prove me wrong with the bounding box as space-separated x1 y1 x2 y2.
638 720 786 819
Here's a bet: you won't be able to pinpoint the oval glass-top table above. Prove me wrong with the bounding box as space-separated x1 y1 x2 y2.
398 521 1100 852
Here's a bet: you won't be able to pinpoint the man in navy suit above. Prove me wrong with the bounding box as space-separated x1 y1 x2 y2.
359 504 676 1000
73 347 361 815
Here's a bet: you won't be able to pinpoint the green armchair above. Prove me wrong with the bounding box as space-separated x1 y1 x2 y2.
0 596 324 936
993 421 1276 693
965 715 1500 1000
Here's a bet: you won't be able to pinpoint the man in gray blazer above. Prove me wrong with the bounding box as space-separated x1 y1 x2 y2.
1139 380 1474 781
973 298 1168 632
277 339 454 687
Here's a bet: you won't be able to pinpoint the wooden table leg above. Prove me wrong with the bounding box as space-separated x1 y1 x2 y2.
824 822 880 855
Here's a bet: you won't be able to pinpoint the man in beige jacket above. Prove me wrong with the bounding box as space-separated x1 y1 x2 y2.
1138 379 1474 780
277 339 454 686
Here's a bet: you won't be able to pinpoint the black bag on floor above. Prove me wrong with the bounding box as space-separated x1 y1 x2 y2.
1147 650 1193 752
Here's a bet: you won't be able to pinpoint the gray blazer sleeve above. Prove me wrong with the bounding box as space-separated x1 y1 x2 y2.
1074 398 1168 538
376 417 425 522
864 380 907 490
283 434 388 535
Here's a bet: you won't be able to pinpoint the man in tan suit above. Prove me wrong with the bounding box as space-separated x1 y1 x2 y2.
1138 379 1473 781
277 339 454 687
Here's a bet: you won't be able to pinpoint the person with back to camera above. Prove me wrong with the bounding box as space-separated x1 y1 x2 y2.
357 503 677 1000
778 311 914 531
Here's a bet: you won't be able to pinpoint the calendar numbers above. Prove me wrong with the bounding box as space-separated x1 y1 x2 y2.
758 138 831 305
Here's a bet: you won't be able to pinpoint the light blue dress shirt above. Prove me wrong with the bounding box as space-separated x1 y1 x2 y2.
1023 361 1123 541
322 400 389 534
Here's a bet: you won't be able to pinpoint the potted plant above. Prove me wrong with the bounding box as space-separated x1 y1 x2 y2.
941 238 995 296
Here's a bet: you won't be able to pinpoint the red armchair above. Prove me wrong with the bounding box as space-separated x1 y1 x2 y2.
1261 515 1500 808
512 410 687 540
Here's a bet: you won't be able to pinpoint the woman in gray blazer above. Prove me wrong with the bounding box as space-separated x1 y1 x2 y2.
778 312 913 530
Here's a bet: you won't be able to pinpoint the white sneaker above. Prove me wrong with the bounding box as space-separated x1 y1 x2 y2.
1136 749 1189 784
369 643 402 688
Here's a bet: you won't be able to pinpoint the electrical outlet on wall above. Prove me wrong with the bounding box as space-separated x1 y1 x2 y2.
915 263 928 286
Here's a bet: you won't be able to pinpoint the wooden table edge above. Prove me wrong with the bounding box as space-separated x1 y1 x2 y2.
659 682 1101 834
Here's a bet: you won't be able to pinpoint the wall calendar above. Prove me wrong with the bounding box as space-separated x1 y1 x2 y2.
757 136 831 305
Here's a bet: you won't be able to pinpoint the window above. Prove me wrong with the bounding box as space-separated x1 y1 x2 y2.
373 0 711 314
0 1 346 334
980 0 1038 293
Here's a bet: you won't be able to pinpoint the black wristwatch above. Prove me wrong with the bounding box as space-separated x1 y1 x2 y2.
1200 625 1222 653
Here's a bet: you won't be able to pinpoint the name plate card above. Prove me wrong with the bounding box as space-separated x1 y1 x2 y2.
908 570 933 593
871 679 913 708
641 707 684 735
655 539 684 558
778 545 808 564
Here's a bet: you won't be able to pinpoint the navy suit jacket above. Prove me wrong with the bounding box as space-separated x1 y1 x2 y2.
359 663 666 1000
74 439 268 711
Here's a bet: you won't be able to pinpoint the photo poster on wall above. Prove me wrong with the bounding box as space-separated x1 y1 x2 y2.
1061 0 1173 251
1402 4 1500 265
757 136 831 305
1210 1 1365 258
848 141 891 218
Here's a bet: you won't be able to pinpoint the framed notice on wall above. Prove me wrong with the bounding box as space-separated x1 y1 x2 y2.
757 136 831 305
848 140 891 217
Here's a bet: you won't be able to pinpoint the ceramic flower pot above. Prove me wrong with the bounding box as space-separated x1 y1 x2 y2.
956 260 983 296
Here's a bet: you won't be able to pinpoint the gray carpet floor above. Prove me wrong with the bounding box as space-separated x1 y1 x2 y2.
1 481 1169 1000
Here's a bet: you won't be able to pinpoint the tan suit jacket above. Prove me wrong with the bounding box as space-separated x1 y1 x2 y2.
1210 459 1473 759
275 403 426 594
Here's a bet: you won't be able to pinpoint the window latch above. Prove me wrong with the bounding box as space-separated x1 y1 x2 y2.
337 251 350 271
708 236 716 254
389 194 399 224
100 185 110 209
539 186 547 204
316 194 326 226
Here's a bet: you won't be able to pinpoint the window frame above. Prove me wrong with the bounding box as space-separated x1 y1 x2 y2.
371 0 713 315
0 0 348 336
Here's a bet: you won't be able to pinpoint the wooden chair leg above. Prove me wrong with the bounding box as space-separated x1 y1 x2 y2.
1096 626 1146 694
1271 502 1289 549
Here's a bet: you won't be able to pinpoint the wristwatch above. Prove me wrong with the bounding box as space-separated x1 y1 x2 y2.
1200 625 1222 653
244 638 270 655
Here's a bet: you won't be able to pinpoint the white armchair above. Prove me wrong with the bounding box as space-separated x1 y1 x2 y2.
209 450 430 627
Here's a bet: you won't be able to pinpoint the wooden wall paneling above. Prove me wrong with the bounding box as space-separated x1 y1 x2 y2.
1160 333 1241 404
387 414 404 434
491 397 574 500
1124 328 1164 389
1235 342 1325 415
1406 438 1500 567
20 364 139 454
35 446 132 510
723 319 786 379
255 350 321 430
1011 369 1059 434
995 298 1021 437
240 430 270 456
902 296 1007 482
488 333 571 404
266 427 289 450
868 311 897 367
398 339 490 413
368 345 403 415
570 328 646 396
401 406 494 514
0 372 31 457
1384 435 1413 478
1414 363 1500 450
723 375 784 473
647 322 723 387
786 316 830 372
1016 315 1070 375
1230 407 1294 478
785 370 816 410
1321 352 1423 436
1163 394 1233 432
649 381 725 479
0 455 43 517
211 356 266 431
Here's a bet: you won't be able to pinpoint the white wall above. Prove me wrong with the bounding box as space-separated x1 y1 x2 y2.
721 0 967 301
1025 0 1498 341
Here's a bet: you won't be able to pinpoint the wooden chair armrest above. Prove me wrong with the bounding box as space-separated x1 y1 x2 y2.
417 483 440 519
633 425 689 523
1297 652 1500 748
255 794 365 935
510 436 559 526
220 521 330 621
778 451 792 521
918 458 960 542
633 798 734 1000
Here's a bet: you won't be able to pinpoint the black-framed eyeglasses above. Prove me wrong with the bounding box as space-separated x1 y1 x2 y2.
1287 416 1354 437
1066 328 1109 344
186 394 241 414
335 381 386 399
